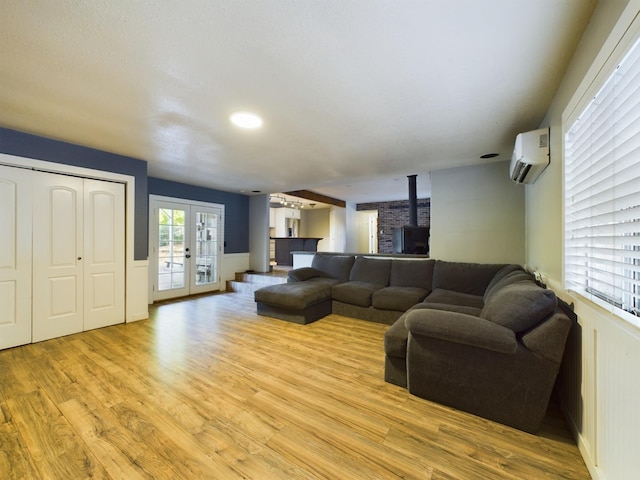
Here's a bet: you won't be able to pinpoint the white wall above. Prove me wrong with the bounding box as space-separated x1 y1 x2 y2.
300 203 353 254
527 0 633 281
300 208 331 251
527 1 640 478
222 252 250 286
430 161 525 264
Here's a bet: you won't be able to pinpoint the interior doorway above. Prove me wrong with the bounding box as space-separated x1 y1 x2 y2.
356 210 378 254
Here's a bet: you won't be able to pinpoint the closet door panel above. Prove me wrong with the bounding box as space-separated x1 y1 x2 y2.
32 172 84 342
0 166 32 350
83 179 125 331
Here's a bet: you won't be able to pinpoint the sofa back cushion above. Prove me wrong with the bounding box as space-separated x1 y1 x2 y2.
432 261 506 296
311 254 355 282
372 286 428 312
484 268 532 302
349 256 391 286
481 283 557 332
389 259 435 290
483 265 524 299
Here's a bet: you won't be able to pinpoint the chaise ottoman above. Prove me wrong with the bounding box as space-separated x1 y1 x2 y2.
254 278 337 324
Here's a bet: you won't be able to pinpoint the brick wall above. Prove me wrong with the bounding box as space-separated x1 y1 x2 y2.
357 199 431 254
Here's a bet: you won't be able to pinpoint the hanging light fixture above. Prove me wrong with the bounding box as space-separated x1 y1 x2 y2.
269 194 304 209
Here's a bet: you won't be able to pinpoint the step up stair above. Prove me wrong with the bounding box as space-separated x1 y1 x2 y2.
226 270 288 295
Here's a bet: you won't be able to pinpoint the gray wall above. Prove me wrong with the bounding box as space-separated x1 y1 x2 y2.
249 195 270 272
430 161 525 264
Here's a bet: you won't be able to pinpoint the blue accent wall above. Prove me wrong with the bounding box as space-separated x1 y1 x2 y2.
148 177 249 254
0 127 149 259
0 127 251 257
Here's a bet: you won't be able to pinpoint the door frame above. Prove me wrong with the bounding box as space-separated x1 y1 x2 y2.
149 195 225 301
0 152 147 323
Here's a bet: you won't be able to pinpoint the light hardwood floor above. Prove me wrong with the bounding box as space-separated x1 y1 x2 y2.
0 292 590 479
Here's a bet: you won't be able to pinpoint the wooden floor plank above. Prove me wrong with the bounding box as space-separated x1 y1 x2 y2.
6 389 110 479
196 419 319 480
57 397 153 480
0 422 43 480
0 292 590 479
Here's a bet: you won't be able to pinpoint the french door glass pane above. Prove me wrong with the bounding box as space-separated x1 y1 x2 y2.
157 208 186 291
195 211 217 286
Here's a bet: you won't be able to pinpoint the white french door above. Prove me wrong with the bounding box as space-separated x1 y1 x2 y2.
150 196 223 301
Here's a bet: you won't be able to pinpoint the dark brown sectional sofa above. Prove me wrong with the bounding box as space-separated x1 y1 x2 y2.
254 253 573 433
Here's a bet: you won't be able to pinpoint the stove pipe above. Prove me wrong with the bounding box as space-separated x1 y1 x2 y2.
407 174 417 226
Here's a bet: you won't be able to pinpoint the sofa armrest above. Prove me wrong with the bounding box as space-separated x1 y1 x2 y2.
521 311 572 363
288 267 324 282
405 309 517 354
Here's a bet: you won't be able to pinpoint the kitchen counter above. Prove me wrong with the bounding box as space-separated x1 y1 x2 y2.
271 237 322 266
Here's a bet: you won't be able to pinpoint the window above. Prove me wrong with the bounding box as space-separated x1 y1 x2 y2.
564 34 640 326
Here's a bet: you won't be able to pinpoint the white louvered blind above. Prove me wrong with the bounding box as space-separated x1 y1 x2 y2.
565 34 640 327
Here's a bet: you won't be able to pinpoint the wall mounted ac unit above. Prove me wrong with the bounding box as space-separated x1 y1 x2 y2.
509 128 550 184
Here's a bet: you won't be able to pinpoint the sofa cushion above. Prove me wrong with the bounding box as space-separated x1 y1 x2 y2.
481 283 557 332
484 269 533 302
311 254 355 282
349 256 392 285
288 267 323 282
384 315 410 357
432 261 506 295
389 259 435 290
332 281 384 307
411 302 482 317
254 281 333 310
423 288 485 309
372 286 428 311
483 265 525 301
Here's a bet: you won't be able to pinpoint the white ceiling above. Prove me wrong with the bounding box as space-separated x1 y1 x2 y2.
0 0 597 203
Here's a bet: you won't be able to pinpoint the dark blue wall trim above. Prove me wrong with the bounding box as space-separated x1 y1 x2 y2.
0 127 149 260
148 177 249 254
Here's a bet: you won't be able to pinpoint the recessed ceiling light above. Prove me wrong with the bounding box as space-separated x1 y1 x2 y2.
230 112 263 129
480 153 500 159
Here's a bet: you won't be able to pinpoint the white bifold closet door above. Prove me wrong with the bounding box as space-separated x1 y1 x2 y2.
0 165 125 349
32 172 125 342
0 167 33 350
82 178 125 332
